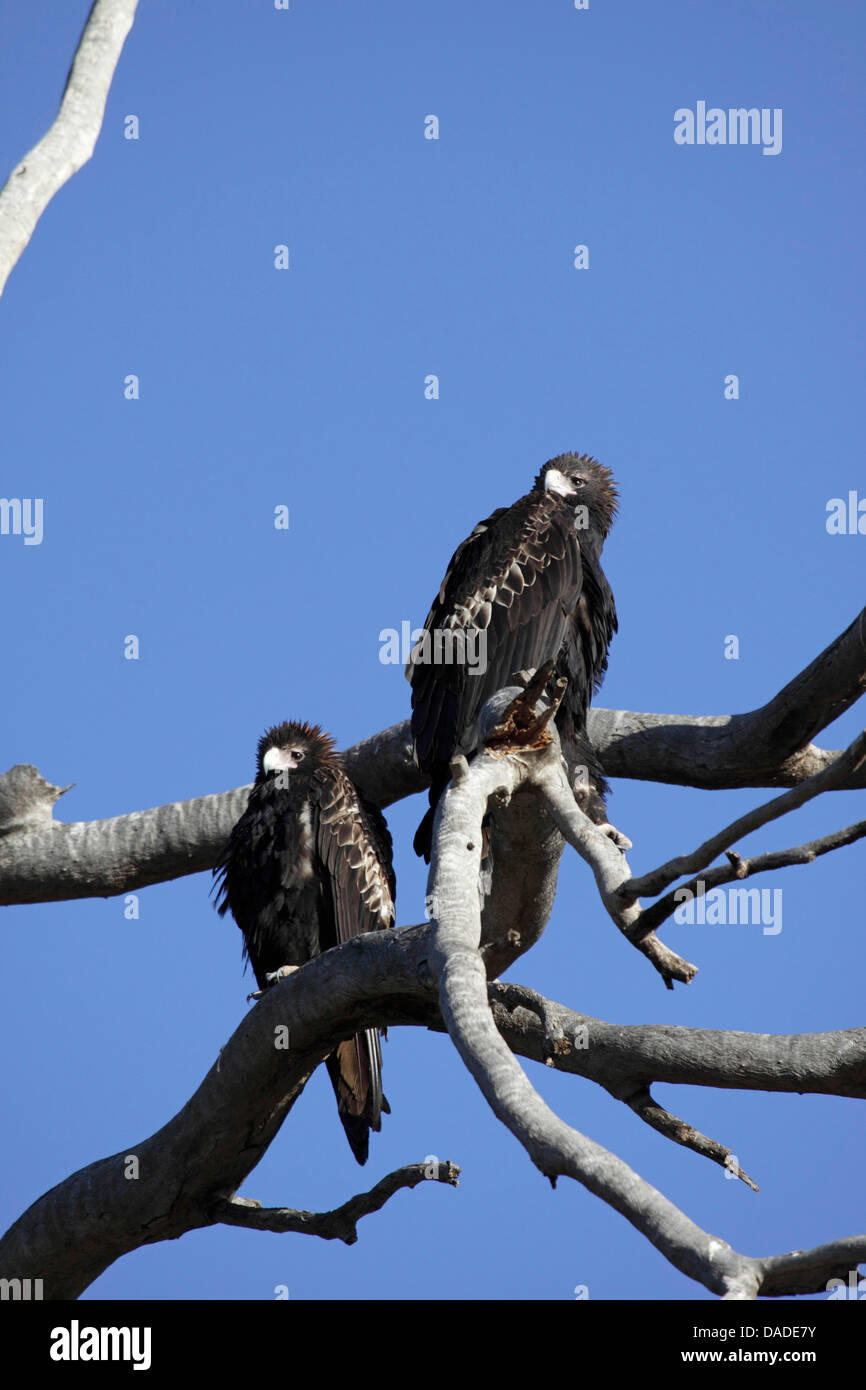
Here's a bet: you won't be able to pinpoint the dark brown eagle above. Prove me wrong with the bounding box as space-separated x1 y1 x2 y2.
407 452 620 860
213 721 395 1164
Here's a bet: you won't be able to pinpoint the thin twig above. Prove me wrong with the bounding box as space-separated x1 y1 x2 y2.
213 1161 460 1244
634 818 866 938
620 730 866 903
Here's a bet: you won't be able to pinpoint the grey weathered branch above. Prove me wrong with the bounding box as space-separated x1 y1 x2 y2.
2 605 863 909
1 0 861 1308
595 603 866 790
214 1161 460 1244
491 982 761 1187
485 983 866 1101
0 0 139 299
1 606 864 1298
424 737 865 1299
1 916 863 1298
0 734 418 906
0 923 440 1299
621 1088 758 1192
530 741 698 986
636 818 866 937
622 729 866 904
756 1240 866 1299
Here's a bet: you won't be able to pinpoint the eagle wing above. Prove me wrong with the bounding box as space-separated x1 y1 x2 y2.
311 765 396 1163
312 765 395 944
212 783 324 979
407 492 585 777
556 546 618 743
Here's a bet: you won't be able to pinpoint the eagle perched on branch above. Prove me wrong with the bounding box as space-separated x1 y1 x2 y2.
407 452 621 860
213 721 396 1164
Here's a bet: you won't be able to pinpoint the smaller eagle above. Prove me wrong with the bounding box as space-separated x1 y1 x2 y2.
213 721 395 1165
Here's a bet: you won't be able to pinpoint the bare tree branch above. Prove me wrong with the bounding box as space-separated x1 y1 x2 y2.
756 1241 866 1299
595 603 866 790
487 983 866 1100
1 1 862 1310
621 729 866 904
424 738 866 1298
529 740 698 987
2 607 863 909
0 0 139 299
0 923 442 1298
214 1162 460 1244
1 607 864 1297
637 818 866 937
490 982 758 1186
0 765 254 905
624 1088 759 1191
1 908 863 1298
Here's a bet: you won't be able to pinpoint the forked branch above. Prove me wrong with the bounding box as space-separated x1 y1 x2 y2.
214 1161 460 1244
1 607 863 907
424 721 866 1298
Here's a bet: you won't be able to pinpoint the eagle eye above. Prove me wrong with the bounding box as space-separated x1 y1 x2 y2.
570 474 586 487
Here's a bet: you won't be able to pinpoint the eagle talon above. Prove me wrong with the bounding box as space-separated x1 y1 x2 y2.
246 964 300 1002
266 964 299 986
597 821 633 853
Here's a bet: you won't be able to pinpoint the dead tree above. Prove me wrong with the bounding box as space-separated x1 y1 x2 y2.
1 2 863 1304
0 606 864 1299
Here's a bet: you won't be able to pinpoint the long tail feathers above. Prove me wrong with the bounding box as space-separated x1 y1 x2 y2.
325 1028 386 1165
412 806 435 862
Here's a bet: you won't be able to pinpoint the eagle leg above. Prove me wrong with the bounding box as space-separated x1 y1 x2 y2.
596 821 633 853
571 779 633 854
246 963 300 1003
561 754 632 856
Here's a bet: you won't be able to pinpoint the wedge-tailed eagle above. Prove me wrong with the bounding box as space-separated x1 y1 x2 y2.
213 721 395 1164
407 452 619 859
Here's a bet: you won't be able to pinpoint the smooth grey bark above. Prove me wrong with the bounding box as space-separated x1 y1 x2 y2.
1 917 863 1300
214 1161 461 1242
0 924 437 1299
636 817 866 937
622 728 866 903
594 602 866 789
1 604 864 1297
0 0 139 298
423 733 866 1300
2 0 862 1307
1 604 863 910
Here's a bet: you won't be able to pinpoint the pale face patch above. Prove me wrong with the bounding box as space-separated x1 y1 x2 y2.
263 745 306 774
543 467 577 498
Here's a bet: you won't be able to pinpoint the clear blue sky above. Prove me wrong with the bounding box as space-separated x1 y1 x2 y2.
0 0 863 1302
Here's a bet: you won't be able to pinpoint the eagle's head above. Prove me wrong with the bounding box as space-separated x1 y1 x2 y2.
255 721 337 781
533 452 618 539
